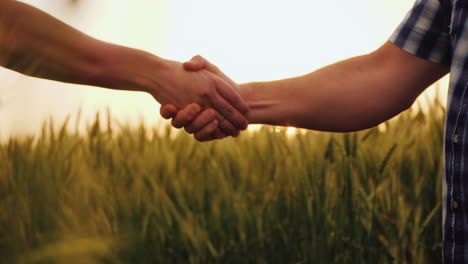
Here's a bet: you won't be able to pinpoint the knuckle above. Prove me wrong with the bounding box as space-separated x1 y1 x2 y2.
215 112 225 122
219 121 235 135
200 89 213 101
178 112 194 124
200 88 210 97
203 109 217 122
224 105 234 115
181 115 191 124
205 108 216 117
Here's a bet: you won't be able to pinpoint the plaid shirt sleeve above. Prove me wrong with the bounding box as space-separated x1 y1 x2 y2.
389 0 452 65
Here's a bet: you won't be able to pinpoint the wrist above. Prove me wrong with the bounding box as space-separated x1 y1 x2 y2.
92 42 173 94
239 81 290 127
239 82 271 125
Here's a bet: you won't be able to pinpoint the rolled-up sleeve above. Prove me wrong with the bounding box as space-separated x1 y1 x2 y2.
390 0 452 65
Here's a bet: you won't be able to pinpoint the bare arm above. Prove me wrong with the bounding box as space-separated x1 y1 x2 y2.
0 0 248 131
239 41 449 132
0 0 106 84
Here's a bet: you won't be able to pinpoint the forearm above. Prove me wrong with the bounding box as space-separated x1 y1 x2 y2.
0 1 249 132
240 56 402 132
0 0 170 92
240 42 449 132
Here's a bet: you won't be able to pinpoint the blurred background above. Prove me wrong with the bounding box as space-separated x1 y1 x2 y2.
0 0 448 140
0 2 448 263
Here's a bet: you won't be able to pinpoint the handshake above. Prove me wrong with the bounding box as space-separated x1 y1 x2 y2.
155 55 252 142
0 1 414 142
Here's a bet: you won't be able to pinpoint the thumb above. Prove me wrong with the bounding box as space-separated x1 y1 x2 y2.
184 55 238 90
183 55 225 78
183 55 208 72
160 104 179 119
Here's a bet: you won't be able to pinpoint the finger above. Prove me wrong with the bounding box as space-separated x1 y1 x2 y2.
213 110 241 136
211 128 227 140
215 112 241 137
184 56 248 116
194 120 219 142
160 104 179 119
184 55 222 76
171 104 201 129
184 56 249 121
185 108 217 134
210 79 249 130
183 55 207 72
231 129 241 138
184 107 239 137
215 76 250 116
184 55 238 90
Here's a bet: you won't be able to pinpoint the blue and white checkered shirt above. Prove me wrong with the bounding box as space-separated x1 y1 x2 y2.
390 0 467 263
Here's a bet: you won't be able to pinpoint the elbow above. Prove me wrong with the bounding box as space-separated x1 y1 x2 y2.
330 97 417 133
354 96 417 131
392 93 419 115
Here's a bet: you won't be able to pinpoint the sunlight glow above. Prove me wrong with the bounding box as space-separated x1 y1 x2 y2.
1 0 442 138
287 127 297 136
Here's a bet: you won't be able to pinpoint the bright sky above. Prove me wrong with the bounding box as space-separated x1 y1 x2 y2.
0 0 447 139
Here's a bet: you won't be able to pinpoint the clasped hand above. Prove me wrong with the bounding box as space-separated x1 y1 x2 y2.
160 56 248 142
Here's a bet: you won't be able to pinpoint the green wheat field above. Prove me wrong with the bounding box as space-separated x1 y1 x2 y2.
0 99 445 264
